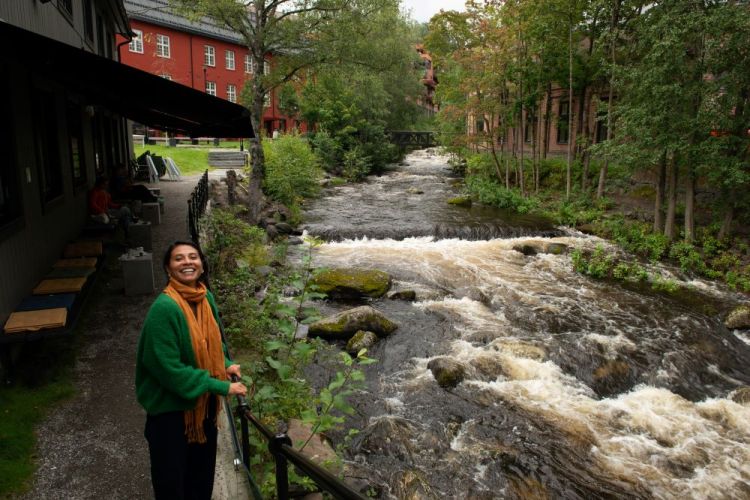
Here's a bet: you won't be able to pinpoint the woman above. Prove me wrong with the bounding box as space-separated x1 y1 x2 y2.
136 240 247 499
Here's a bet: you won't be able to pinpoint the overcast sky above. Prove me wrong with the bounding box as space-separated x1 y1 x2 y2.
400 0 466 23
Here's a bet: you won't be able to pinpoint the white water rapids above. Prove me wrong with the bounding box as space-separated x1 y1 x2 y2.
300 150 750 499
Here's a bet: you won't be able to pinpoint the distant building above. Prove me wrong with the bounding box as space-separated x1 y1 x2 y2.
119 0 304 137
416 44 438 116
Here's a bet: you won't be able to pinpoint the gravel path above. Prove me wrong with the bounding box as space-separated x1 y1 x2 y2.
23 173 250 500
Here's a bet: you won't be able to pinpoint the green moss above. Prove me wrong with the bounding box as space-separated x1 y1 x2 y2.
312 268 391 298
447 196 472 207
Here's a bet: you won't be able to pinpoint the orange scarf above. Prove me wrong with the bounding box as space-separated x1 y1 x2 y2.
164 278 225 443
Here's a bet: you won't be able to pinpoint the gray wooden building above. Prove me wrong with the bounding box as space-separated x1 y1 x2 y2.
0 0 253 329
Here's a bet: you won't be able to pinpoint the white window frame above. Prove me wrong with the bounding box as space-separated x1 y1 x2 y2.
263 93 270 108
204 45 215 67
156 34 170 58
227 84 237 103
263 60 270 75
206 81 216 96
129 29 143 53
225 50 235 70
244 54 253 74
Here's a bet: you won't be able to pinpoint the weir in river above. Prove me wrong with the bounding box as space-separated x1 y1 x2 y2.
299 149 750 499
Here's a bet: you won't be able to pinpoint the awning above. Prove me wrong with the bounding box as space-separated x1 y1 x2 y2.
0 21 254 138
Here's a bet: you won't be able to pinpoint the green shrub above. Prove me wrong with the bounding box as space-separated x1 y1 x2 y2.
204 207 268 273
465 176 539 213
263 135 323 207
342 146 370 182
309 131 341 173
668 242 706 274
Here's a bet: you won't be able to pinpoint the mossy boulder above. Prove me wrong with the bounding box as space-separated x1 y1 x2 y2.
427 357 466 388
725 305 750 330
312 268 392 299
544 242 568 255
513 244 540 256
346 330 379 354
388 290 417 301
308 306 398 340
447 196 472 207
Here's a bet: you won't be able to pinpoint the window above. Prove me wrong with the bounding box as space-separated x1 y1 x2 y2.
263 93 270 108
475 119 484 133
129 30 144 53
244 54 253 74
557 100 570 144
33 90 64 206
204 45 215 67
160 74 172 80
156 34 170 58
206 81 216 96
524 116 537 143
0 75 22 233
83 0 94 41
263 60 270 75
67 103 86 187
227 84 236 103
225 50 235 70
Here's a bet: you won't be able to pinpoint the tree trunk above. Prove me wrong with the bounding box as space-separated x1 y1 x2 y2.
597 0 621 199
566 21 574 200
543 82 552 160
684 167 695 243
664 153 678 242
247 73 267 224
653 152 666 234
718 204 734 240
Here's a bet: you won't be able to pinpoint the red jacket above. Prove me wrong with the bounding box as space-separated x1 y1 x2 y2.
88 187 120 215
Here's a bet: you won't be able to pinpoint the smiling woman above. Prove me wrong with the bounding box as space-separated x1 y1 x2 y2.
135 240 247 500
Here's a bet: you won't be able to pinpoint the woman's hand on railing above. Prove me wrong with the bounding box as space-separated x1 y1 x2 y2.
226 363 242 379
228 382 248 397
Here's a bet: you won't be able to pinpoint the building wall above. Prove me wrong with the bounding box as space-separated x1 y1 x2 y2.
0 2 130 324
118 19 304 137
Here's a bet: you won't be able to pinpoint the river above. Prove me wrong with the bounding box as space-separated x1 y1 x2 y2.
299 149 750 499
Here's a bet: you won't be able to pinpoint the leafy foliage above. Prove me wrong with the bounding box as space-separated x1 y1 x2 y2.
262 134 322 212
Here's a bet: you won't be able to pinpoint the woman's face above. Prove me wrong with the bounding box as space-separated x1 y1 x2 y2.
166 244 203 287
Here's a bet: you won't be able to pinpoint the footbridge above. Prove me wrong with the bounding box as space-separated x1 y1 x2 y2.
388 130 437 148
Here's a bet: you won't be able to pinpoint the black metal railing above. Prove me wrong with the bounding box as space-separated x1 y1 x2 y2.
187 170 209 242
230 377 366 500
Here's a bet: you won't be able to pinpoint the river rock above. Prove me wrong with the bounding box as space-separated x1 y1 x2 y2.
731 387 750 404
454 286 491 305
406 187 424 195
346 330 379 354
311 268 392 299
353 416 416 460
265 224 279 241
725 305 750 329
275 222 295 234
308 306 398 339
543 242 568 255
388 290 417 301
428 357 466 388
513 244 540 256
286 419 342 474
392 470 432 500
447 196 472 207
287 236 304 245
576 223 597 235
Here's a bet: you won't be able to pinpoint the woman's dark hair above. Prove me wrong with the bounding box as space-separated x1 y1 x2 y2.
162 240 210 288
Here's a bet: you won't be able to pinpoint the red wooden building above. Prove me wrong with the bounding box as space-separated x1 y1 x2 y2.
118 0 302 137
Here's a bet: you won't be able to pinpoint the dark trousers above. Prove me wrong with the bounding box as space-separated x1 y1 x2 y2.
144 410 218 500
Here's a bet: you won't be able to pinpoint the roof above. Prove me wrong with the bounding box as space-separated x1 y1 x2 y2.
123 0 246 45
0 21 254 137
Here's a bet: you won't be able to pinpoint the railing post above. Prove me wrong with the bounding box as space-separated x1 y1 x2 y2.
270 433 292 500
239 405 251 468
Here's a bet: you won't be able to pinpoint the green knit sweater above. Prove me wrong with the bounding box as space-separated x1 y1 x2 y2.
135 290 232 415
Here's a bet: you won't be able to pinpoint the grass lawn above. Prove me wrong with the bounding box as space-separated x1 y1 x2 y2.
133 143 245 176
0 338 75 497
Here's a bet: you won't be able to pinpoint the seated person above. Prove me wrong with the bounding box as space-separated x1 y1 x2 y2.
111 166 159 203
89 177 132 234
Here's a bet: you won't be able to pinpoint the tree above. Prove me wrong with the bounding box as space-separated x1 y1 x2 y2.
172 0 404 222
